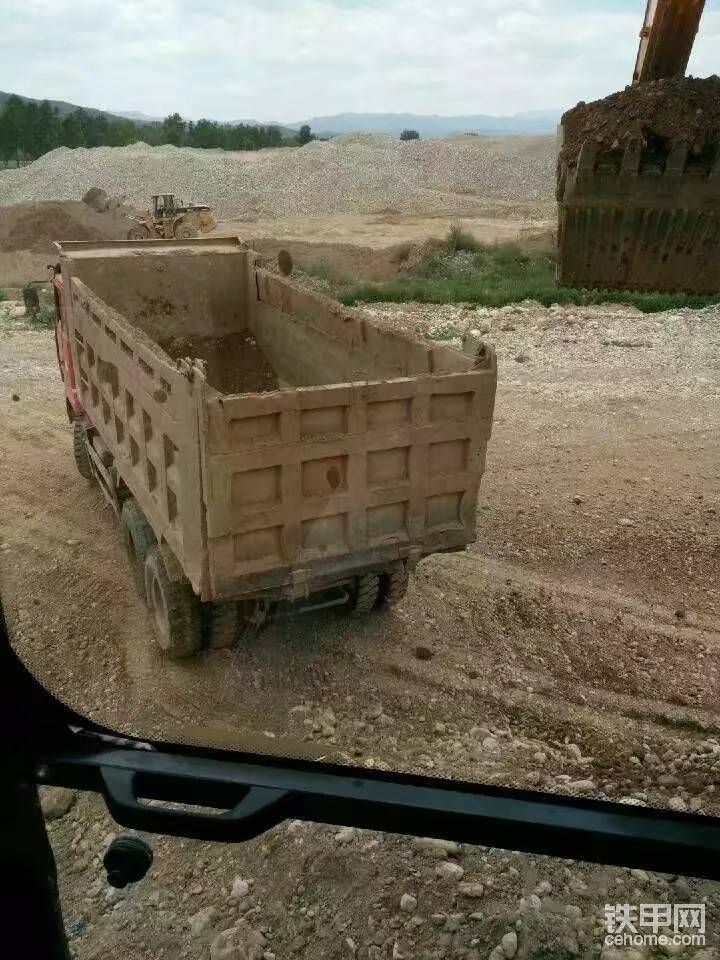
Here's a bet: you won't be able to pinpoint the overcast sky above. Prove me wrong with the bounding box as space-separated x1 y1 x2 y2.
2 0 718 122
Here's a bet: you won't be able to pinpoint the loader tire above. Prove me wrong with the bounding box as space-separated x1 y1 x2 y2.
350 574 380 617
380 562 409 607
174 221 198 240
144 545 201 659
72 418 93 480
121 499 156 596
127 224 152 240
204 602 240 650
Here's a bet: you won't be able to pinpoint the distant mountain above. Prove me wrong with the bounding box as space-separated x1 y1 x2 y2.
0 94 297 136
114 109 164 123
1 93 559 139
291 111 561 138
0 90 137 124
227 119 297 137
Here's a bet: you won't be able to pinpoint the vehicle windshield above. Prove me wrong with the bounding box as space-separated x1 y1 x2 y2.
2 0 720 956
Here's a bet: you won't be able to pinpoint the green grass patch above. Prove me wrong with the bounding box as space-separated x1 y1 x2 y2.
446 224 481 255
297 261 349 286
0 289 5 303
26 304 56 330
337 235 720 314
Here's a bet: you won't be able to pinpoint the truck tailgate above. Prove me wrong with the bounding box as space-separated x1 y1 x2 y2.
200 368 495 601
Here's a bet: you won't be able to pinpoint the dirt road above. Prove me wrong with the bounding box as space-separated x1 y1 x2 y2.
2 298 720 801
3 300 720 958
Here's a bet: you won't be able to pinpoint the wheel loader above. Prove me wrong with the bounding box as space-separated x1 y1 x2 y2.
127 194 216 241
557 0 719 295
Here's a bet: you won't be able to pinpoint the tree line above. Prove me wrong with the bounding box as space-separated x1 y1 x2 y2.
0 96 314 165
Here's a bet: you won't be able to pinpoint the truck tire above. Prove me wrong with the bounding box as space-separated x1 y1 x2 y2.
350 574 380 617
204 602 240 650
380 562 409 607
72 419 93 480
143 545 201 659
121 499 156 596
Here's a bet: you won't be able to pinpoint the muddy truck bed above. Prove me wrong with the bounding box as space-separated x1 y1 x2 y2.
557 76 720 294
55 238 497 624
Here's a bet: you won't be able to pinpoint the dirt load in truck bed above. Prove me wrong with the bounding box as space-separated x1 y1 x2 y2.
158 332 279 394
560 75 720 167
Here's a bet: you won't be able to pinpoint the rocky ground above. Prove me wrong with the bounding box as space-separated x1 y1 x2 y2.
38 784 720 960
3 292 720 958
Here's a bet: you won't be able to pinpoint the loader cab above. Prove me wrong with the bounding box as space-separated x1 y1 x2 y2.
152 194 181 217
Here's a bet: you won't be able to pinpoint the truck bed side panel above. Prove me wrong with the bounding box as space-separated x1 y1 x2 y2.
64 277 206 592
251 269 468 385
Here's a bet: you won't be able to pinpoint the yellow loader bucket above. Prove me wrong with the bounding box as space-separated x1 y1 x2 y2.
199 210 217 233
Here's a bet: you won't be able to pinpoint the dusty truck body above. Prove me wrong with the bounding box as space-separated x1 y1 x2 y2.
53 238 496 657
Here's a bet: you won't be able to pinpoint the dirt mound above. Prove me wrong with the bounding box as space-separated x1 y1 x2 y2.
561 74 720 167
0 201 129 254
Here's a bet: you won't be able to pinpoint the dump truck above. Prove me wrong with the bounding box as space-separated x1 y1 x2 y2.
52 238 497 658
557 0 720 294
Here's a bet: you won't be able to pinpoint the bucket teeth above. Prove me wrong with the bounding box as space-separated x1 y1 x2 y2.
558 137 720 294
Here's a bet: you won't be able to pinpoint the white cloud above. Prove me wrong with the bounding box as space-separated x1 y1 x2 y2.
0 0 717 121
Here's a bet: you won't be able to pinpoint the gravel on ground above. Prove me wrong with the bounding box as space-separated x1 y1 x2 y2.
0 134 556 218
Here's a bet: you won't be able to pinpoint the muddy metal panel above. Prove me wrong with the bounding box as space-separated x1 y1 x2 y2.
55 237 252 342
558 138 720 293
62 275 206 592
253 270 468 383
200 366 496 601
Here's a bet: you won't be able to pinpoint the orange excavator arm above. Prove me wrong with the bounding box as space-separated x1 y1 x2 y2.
633 0 706 84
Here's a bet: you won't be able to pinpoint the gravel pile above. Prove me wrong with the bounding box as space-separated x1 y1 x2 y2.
0 134 556 218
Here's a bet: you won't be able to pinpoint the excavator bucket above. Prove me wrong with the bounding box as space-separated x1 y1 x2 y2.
557 0 719 295
198 210 216 233
557 71 720 295
557 135 720 294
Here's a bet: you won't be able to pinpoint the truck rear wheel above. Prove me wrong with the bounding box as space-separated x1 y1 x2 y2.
350 574 380 617
380 562 409 607
241 598 272 637
72 419 93 480
121 499 156 596
204 602 240 650
143 545 201 659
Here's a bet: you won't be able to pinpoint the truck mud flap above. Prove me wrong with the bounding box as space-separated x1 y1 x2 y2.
557 139 720 294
